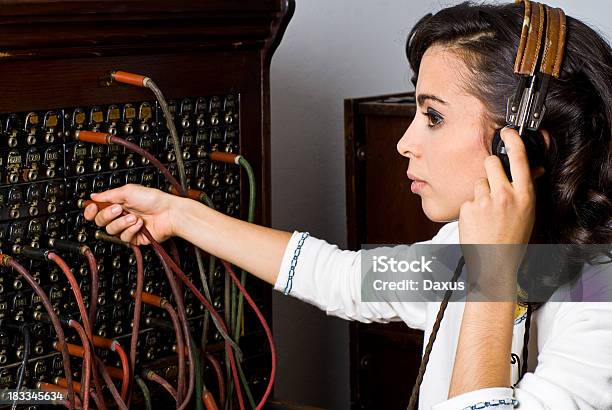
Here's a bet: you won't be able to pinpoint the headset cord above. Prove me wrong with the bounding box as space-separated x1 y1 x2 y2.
407 255 465 410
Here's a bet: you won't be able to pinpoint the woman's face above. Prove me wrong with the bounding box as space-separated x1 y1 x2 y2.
397 44 493 222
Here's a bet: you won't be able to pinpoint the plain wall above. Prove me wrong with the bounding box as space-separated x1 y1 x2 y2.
269 1 611 409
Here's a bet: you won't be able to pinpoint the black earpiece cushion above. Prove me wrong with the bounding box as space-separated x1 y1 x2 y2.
492 128 547 182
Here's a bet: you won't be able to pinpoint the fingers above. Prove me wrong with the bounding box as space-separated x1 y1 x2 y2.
90 184 132 204
473 177 490 200
83 203 98 221
119 218 144 244
499 128 532 193
484 155 509 195
105 213 138 236
94 204 124 227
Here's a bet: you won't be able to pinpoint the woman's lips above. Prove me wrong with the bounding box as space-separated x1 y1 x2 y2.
410 180 427 194
407 172 427 194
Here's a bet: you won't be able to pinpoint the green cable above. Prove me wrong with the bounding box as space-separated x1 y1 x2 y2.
134 375 152 410
191 336 205 410
224 267 233 410
233 156 256 340
236 356 256 408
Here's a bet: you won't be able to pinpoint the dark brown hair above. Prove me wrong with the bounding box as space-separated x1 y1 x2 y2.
406 1 611 291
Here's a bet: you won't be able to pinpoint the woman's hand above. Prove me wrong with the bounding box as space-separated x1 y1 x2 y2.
83 184 178 245
459 127 544 245
458 128 545 297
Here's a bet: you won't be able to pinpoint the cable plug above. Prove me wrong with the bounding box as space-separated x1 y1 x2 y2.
109 71 150 88
12 245 49 261
48 238 89 256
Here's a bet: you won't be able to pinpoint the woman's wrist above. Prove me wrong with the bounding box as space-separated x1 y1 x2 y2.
170 195 217 240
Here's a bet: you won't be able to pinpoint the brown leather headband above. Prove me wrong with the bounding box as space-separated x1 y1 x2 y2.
516 1 546 76
513 0 567 78
540 6 567 78
513 0 532 73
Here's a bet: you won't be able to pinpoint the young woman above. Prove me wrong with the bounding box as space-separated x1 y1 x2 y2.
84 2 612 409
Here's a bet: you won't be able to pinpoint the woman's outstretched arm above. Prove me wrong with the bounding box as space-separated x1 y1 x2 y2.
83 183 292 285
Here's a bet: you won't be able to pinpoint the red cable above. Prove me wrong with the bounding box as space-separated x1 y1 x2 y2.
91 336 131 402
115 134 184 195
205 353 226 406
142 232 245 410
167 238 181 266
48 252 92 338
128 244 144 407
2 256 76 409
163 302 186 402
96 357 128 410
152 246 195 410
112 341 130 402
47 252 107 407
139 292 186 404
83 248 99 330
146 370 177 401
221 260 276 410
68 320 91 410
76 131 184 196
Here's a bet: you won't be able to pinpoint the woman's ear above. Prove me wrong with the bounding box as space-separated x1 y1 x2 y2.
540 129 551 152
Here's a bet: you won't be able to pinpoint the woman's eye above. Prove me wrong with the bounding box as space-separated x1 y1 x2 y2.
423 108 443 128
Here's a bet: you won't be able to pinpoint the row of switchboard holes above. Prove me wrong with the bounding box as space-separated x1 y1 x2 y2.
0 95 238 149
0 125 238 186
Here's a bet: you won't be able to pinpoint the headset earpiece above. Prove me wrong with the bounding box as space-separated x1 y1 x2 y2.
492 1 565 182
492 128 547 182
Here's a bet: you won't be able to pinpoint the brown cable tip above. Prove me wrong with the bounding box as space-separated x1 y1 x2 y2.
54 377 82 392
209 151 239 164
106 366 124 380
111 71 148 88
0 254 10 267
169 186 205 201
59 343 84 358
140 292 164 308
202 391 219 410
75 130 112 145
79 199 113 211
91 335 114 350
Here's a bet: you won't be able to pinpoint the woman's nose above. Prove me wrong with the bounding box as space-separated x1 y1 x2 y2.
397 124 418 159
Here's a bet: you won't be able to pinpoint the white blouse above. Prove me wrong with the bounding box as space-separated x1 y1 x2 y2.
274 221 612 409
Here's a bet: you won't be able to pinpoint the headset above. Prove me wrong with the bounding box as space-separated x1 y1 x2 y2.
407 1 568 408
492 0 566 181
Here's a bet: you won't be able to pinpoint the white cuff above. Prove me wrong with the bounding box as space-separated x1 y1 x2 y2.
432 387 516 410
274 231 309 295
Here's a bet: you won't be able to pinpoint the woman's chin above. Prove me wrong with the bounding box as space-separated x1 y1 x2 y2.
421 198 457 223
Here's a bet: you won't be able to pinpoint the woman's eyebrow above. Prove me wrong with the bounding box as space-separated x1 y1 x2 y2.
416 93 448 107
